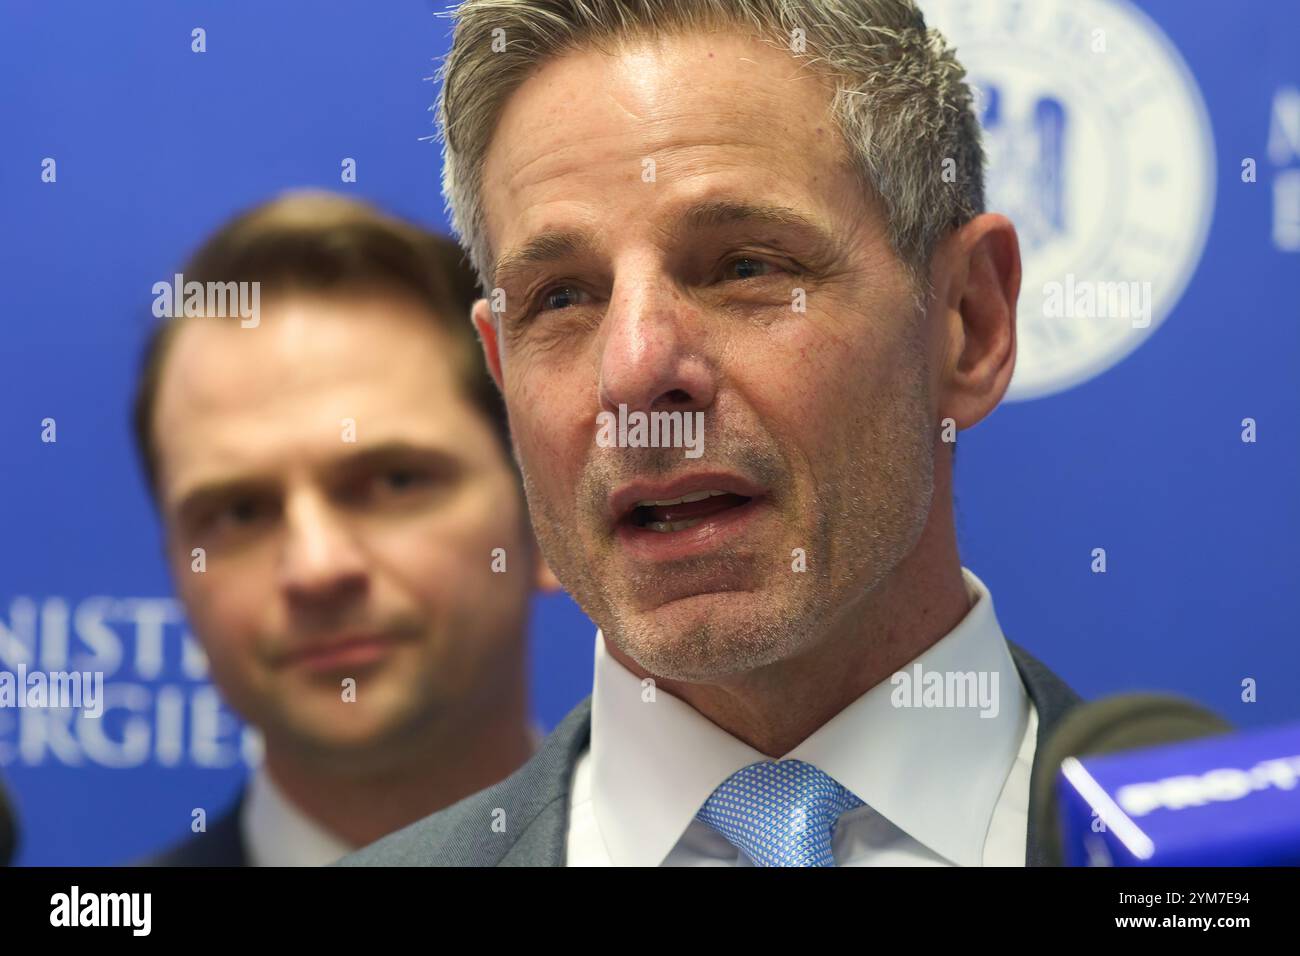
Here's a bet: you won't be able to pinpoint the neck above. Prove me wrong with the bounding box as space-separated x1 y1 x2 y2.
259 683 534 849
609 454 969 757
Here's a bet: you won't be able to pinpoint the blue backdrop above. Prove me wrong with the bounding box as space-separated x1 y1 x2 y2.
1 0 1297 865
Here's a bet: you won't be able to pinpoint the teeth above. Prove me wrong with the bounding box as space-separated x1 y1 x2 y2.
646 518 705 533
635 489 729 507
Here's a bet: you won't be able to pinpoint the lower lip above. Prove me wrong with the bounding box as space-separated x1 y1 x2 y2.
614 496 766 563
288 639 397 673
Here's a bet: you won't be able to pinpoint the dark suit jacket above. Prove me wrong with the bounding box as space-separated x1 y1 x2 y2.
139 794 249 866
338 641 1082 866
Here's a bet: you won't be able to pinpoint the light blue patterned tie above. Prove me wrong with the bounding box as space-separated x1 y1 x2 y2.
696 759 864 867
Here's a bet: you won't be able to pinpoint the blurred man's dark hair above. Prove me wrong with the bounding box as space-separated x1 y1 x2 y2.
131 190 508 500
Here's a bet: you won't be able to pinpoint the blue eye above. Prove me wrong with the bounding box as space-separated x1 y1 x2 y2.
540 285 586 312
724 257 774 280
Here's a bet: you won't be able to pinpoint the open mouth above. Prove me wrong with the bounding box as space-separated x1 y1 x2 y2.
626 490 754 533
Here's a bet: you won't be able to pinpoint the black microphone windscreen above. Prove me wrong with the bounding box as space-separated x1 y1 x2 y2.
1030 693 1233 866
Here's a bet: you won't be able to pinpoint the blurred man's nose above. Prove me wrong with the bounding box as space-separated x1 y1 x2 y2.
277 488 368 606
597 270 717 417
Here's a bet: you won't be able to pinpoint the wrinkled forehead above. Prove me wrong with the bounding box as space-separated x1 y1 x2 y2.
478 30 865 282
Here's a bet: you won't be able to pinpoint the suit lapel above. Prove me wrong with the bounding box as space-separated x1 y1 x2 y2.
1009 642 1083 866
492 697 591 866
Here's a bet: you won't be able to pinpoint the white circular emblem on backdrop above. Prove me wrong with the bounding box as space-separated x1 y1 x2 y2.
920 0 1216 400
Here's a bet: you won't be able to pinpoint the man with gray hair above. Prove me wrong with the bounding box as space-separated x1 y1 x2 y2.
342 0 1081 867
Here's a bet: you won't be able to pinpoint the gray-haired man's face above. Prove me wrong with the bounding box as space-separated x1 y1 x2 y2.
473 32 942 682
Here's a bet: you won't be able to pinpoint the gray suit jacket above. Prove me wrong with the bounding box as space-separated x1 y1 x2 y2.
338 642 1081 867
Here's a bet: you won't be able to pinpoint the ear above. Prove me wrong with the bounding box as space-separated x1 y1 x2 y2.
929 213 1021 432
471 297 505 391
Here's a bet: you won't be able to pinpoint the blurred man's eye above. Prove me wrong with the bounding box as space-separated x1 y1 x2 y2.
225 498 263 523
338 466 440 507
380 467 429 493
201 496 276 541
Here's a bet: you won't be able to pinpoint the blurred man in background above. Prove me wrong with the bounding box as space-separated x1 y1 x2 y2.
133 192 549 865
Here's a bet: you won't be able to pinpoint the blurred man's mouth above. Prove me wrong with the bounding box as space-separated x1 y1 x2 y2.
280 632 402 674
608 472 767 562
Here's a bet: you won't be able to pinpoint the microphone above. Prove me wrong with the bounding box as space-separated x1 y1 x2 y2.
1030 693 1234 866
0 773 18 866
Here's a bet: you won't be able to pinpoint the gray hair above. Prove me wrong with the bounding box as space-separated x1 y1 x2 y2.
435 0 985 296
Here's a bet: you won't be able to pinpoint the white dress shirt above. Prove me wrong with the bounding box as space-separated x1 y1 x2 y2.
241 766 355 868
566 566 1039 866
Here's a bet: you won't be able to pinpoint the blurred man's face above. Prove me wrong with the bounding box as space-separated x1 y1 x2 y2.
474 33 940 682
153 293 533 767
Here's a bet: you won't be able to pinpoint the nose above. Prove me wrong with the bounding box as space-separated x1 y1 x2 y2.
597 271 717 418
277 488 368 607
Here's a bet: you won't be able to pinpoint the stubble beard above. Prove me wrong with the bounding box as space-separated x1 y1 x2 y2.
516 355 935 684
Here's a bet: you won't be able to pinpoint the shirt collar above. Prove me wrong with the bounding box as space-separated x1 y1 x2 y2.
589 566 1029 867
241 765 355 867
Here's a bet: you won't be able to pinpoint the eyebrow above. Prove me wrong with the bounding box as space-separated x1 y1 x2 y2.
678 199 829 237
491 199 836 291
168 441 458 523
170 475 274 528
328 441 459 475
